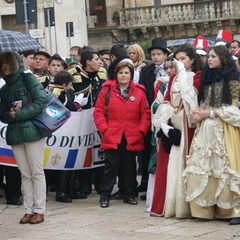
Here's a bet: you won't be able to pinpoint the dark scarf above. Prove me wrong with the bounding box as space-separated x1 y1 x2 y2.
199 62 238 107
117 82 130 99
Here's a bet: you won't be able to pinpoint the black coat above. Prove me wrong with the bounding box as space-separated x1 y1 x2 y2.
139 63 156 106
71 67 106 109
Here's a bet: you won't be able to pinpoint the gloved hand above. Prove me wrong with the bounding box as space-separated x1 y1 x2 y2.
156 75 169 83
168 128 181 146
160 123 173 137
173 58 185 73
156 128 172 154
173 58 188 91
74 93 88 106
178 71 189 91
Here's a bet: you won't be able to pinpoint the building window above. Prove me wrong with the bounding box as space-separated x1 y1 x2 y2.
154 0 161 5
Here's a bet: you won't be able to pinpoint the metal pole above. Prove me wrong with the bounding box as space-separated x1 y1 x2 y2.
85 0 92 27
67 23 71 50
23 0 29 34
47 8 52 55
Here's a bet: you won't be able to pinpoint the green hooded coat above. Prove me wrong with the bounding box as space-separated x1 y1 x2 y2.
0 53 47 145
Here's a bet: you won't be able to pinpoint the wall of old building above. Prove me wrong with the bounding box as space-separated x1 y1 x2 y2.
121 0 194 7
88 28 128 51
162 0 192 4
104 0 193 8
0 0 88 57
37 0 88 56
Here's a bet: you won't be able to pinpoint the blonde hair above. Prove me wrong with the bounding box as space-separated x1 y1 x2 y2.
127 44 145 65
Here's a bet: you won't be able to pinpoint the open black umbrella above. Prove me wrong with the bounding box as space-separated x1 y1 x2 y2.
168 38 215 51
0 29 43 52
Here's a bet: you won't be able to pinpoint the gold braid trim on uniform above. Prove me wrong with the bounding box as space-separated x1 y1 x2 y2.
50 87 64 98
67 66 82 75
37 75 47 83
74 85 91 95
48 83 64 90
98 67 108 80
68 67 83 83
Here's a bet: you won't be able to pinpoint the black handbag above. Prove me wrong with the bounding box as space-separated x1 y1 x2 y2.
24 76 71 137
31 90 71 136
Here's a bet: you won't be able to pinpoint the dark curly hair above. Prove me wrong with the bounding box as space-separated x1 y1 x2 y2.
173 44 203 72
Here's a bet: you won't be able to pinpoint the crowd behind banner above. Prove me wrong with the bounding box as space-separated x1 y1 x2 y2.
0 27 240 226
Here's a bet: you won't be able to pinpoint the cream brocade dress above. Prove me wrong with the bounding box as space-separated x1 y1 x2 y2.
152 71 199 218
183 80 240 219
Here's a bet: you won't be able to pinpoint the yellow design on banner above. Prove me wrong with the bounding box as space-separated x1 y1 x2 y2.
43 148 51 167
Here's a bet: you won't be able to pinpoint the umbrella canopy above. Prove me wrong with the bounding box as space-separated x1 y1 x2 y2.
167 38 215 52
0 29 43 52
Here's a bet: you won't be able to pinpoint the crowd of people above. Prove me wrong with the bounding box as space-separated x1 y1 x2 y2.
0 28 240 226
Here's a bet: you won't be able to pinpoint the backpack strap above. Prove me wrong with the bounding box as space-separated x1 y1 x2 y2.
105 86 111 107
104 86 111 121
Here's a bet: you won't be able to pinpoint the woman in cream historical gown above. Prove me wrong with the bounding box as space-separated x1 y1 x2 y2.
151 45 202 218
184 45 240 225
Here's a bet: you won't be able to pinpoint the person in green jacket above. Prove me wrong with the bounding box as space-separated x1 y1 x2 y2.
0 52 48 224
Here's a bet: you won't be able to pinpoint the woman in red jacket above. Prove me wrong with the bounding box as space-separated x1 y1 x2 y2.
94 61 151 208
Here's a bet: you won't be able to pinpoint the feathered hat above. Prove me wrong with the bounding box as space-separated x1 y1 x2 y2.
193 35 208 56
215 29 232 48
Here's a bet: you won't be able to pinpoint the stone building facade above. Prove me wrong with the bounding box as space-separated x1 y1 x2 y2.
87 0 240 51
0 0 88 57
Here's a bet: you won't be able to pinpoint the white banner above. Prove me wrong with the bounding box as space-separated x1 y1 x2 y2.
0 108 104 170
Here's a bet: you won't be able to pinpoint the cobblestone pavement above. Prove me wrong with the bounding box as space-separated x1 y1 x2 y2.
0 190 240 240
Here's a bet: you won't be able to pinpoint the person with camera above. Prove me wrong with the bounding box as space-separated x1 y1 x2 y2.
0 52 47 224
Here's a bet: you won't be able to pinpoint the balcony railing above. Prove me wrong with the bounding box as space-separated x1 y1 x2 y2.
119 0 240 28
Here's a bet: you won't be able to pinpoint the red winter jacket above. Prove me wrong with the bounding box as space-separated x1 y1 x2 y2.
93 80 150 151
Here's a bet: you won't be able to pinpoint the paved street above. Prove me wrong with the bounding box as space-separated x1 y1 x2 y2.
0 189 240 240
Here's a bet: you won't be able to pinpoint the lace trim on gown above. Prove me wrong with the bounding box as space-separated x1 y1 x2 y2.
183 118 240 209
